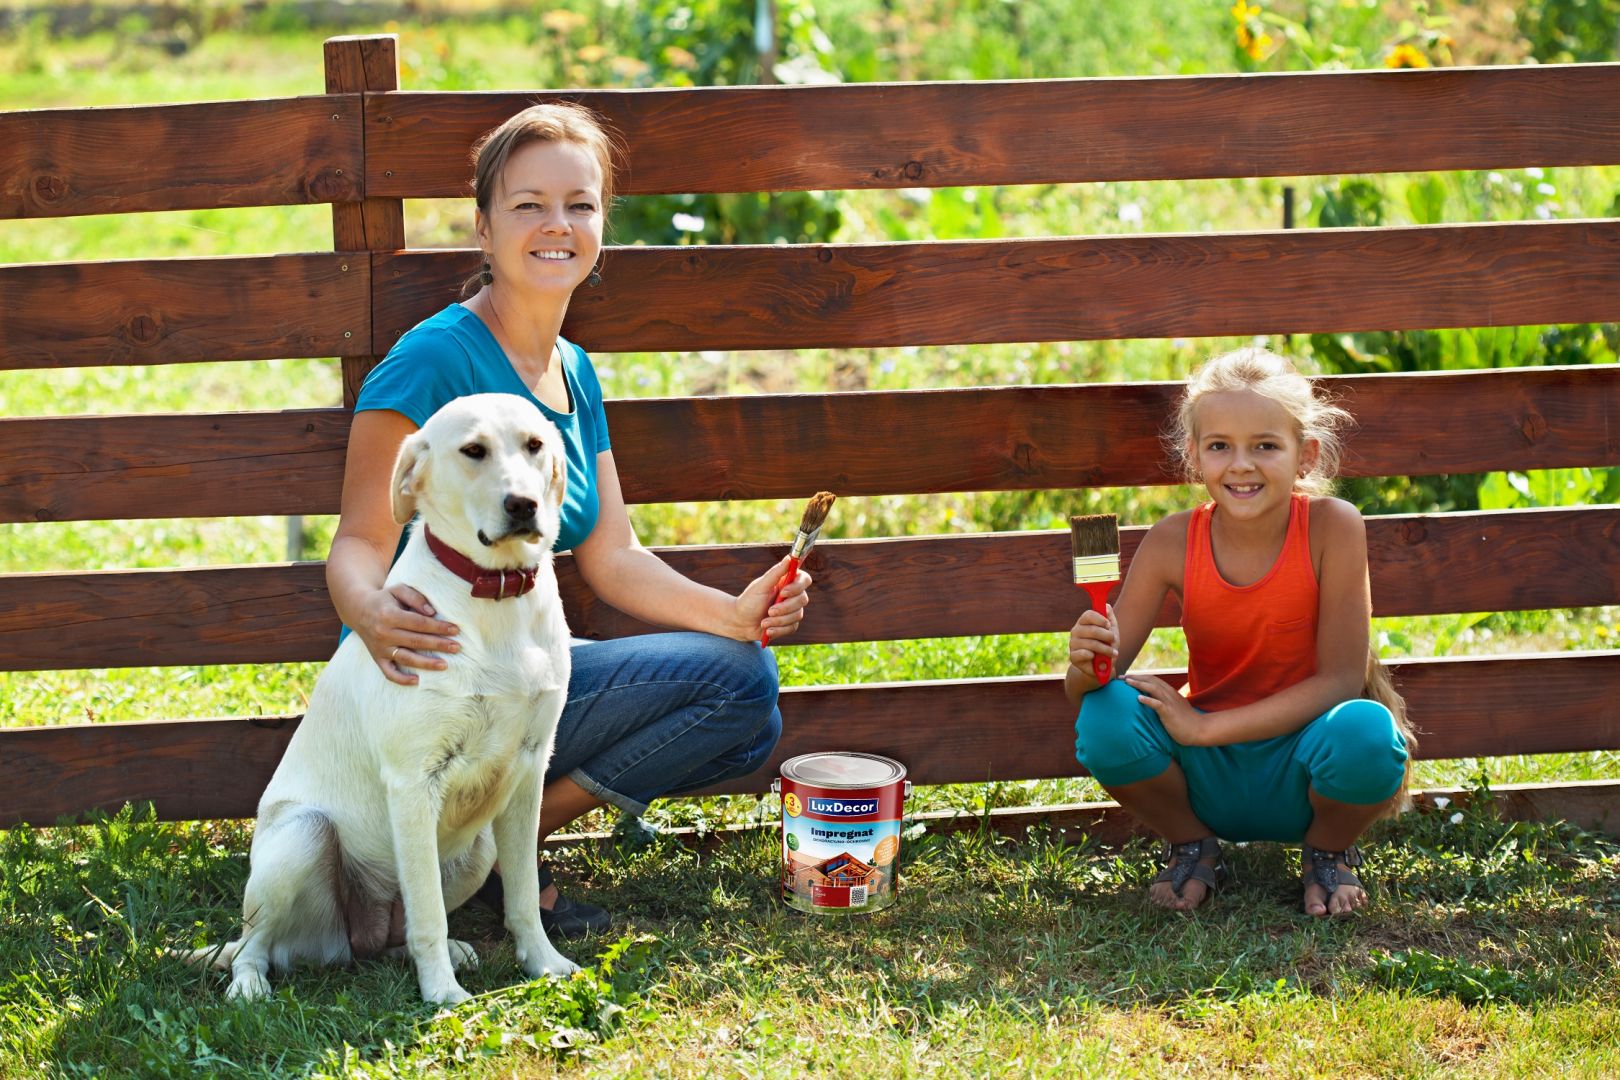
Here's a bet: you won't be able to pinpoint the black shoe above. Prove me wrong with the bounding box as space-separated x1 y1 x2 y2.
471 862 612 940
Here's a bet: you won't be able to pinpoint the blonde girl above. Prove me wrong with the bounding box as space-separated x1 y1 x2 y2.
1067 348 1415 916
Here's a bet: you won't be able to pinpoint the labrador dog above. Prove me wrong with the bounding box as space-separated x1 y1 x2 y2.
191 393 577 1004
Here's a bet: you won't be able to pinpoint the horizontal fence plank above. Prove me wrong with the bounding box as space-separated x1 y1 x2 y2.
604 367 1620 503
546 782 1620 849
0 410 352 523
702 652 1620 797
2 507 1615 670
0 564 338 671
0 255 369 370
570 506 1620 644
5 367 1613 522
3 652 1616 826
0 96 363 219
7 222 1617 370
373 221 1620 354
364 65 1620 197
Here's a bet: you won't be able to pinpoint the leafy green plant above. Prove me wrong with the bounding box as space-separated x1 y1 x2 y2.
603 0 845 248
1478 467 1620 511
1369 948 1541 1005
1517 0 1620 62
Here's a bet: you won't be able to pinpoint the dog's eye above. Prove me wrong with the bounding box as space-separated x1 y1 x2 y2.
526 437 543 454
460 443 486 460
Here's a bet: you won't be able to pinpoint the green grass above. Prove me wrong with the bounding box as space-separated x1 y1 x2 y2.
1 797 1616 1077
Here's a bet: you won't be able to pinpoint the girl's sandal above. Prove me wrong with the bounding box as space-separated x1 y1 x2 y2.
1301 844 1366 916
1153 837 1228 907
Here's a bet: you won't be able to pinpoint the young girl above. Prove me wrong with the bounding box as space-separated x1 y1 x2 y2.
1067 348 1415 917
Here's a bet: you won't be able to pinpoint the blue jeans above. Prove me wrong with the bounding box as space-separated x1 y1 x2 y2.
546 632 783 815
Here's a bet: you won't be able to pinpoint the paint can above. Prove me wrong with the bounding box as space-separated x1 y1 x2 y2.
772 752 911 914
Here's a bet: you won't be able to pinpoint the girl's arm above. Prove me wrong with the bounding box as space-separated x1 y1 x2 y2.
328 409 462 685
1132 498 1371 745
571 450 811 643
1063 513 1180 707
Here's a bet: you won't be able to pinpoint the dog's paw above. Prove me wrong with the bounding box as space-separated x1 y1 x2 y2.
517 942 580 980
225 969 272 1001
447 938 479 971
421 979 473 1007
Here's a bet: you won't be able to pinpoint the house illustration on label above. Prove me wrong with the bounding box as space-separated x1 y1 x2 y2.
786 851 880 894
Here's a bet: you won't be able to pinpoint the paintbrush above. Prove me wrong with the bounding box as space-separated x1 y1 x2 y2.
1070 513 1121 684
762 491 836 647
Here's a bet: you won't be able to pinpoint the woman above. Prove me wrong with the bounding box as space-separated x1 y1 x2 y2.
328 103 810 937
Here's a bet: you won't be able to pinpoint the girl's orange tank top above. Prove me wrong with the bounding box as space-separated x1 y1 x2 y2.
1182 493 1319 712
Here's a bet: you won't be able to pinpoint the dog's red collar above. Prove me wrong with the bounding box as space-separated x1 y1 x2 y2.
424 526 538 601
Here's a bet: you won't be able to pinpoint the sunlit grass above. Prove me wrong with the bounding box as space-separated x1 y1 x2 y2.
1 797 1615 1076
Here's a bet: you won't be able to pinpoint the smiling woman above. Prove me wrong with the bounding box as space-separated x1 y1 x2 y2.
324 102 814 937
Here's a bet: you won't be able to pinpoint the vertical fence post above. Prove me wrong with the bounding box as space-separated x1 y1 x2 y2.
324 35 406 409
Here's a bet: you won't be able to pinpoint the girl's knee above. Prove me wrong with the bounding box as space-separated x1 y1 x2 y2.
1308 699 1408 803
1074 679 1171 786
1325 699 1403 754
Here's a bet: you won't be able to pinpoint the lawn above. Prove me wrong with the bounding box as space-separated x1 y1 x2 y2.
3 799 1618 1076
2 0 1618 1075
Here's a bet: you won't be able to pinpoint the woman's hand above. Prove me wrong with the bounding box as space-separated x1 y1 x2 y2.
1068 604 1119 680
1123 673 1208 745
355 583 460 685
738 555 813 644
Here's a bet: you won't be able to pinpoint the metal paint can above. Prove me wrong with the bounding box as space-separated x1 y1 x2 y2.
772 752 911 914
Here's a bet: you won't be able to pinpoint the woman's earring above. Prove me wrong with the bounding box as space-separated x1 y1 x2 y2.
479 261 493 287
586 258 603 287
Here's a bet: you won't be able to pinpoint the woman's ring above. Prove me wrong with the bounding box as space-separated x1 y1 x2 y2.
390 646 401 663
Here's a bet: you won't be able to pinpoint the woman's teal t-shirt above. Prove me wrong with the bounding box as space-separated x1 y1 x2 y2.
354 303 611 556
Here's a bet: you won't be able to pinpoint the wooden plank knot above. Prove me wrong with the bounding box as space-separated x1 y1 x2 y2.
33 172 67 203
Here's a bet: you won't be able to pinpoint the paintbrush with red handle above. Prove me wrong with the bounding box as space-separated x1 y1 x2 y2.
1070 514 1121 684
762 491 836 647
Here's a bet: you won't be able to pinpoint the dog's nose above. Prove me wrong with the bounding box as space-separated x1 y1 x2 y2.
504 494 538 522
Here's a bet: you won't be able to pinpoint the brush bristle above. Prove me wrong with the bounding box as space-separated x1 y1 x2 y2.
797 491 837 533
1069 514 1119 558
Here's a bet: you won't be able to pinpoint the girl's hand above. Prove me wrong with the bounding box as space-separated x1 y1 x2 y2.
356 584 459 685
1124 673 1207 745
1068 604 1119 679
737 555 813 644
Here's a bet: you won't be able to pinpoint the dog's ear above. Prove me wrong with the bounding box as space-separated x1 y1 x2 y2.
548 448 566 514
391 430 431 525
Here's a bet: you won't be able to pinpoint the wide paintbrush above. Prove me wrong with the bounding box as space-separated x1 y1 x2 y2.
1069 513 1121 684
762 491 836 647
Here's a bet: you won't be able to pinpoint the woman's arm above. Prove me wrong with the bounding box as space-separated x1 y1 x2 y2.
571 450 812 643
327 408 461 684
1129 498 1371 745
1064 514 1178 707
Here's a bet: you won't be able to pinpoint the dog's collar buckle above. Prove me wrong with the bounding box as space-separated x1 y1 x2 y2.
424 527 538 602
471 566 536 601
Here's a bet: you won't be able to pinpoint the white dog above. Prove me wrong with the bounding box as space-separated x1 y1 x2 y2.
191 393 577 1004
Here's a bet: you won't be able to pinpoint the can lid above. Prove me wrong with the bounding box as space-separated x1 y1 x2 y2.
780 752 906 787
